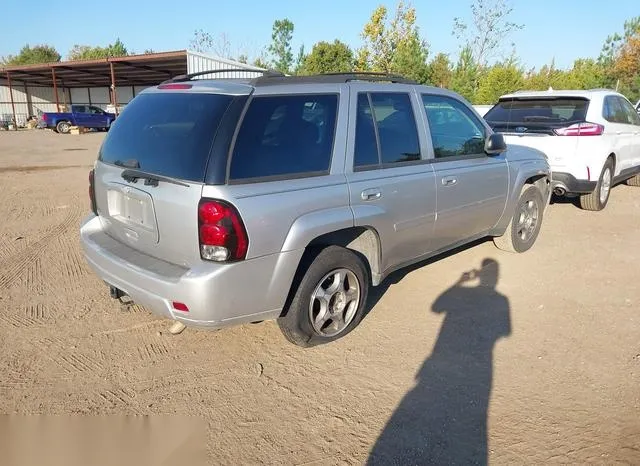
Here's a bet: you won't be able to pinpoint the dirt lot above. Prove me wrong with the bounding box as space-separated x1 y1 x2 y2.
0 130 639 465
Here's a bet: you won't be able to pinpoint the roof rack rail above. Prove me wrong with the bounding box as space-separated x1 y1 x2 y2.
161 68 284 84
320 72 416 84
249 71 417 86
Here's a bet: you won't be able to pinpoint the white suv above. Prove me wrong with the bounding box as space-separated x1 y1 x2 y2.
484 89 640 210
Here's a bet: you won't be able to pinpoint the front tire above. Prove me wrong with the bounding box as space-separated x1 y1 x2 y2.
494 185 545 253
579 159 613 211
278 246 369 347
55 121 71 134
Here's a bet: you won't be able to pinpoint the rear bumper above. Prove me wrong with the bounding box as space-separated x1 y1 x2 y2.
551 172 597 194
80 215 303 329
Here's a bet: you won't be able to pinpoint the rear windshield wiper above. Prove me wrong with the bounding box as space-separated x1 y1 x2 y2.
114 159 140 169
120 168 189 187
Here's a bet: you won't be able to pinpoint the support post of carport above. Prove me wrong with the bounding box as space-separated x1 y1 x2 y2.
6 72 17 130
61 82 67 108
51 67 60 112
110 62 119 116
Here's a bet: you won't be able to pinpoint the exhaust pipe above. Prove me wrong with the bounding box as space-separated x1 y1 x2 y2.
553 186 566 196
109 285 124 299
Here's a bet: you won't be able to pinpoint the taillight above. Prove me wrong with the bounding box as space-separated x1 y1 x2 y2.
42 113 48 121
554 122 604 136
198 199 248 262
89 169 97 215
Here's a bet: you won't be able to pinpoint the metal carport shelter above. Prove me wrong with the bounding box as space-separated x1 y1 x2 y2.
0 50 264 126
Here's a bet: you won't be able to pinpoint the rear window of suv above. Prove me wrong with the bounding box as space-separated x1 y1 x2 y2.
99 92 234 183
484 98 589 134
229 94 338 181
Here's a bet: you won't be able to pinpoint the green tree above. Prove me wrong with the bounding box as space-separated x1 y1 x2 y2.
268 18 295 73
356 1 429 82
599 17 640 66
564 59 606 89
613 34 640 101
453 0 523 66
599 17 640 92
524 60 564 90
252 52 270 69
293 45 306 75
2 44 61 65
300 40 354 75
451 46 480 102
67 39 128 60
426 53 452 88
475 60 524 104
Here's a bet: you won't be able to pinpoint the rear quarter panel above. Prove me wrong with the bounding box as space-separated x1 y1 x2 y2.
493 144 551 235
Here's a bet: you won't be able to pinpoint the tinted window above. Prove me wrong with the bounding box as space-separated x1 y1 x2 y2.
229 94 338 180
73 105 88 113
99 93 233 182
370 93 421 164
354 94 380 167
617 97 640 125
422 94 486 158
485 98 589 134
603 96 628 124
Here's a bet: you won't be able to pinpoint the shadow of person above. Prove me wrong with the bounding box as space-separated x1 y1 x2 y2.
367 258 511 466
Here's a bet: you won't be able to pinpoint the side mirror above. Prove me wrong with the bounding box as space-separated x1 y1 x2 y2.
485 133 507 155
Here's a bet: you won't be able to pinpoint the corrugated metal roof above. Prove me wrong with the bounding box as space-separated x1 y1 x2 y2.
0 50 264 88
186 50 265 79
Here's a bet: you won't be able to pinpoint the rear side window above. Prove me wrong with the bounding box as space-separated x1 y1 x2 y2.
603 96 628 124
616 96 640 125
99 92 233 183
229 94 338 181
485 98 589 134
422 94 486 158
353 92 421 169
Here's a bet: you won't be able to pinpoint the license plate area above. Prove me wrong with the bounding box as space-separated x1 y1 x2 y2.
107 184 159 243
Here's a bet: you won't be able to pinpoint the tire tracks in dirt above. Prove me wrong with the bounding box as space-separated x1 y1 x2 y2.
0 203 81 291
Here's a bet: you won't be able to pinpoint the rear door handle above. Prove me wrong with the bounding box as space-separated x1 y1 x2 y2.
361 188 382 201
441 176 458 186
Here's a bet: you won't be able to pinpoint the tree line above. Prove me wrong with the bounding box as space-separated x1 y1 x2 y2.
1 38 137 65
2 1 639 104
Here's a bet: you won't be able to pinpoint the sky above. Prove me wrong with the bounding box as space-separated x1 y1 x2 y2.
1 0 638 70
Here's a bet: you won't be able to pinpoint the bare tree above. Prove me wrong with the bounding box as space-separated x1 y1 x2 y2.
453 0 523 66
189 29 232 58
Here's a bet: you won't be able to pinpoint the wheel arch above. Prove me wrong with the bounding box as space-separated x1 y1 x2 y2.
493 160 551 235
606 152 616 175
280 226 383 317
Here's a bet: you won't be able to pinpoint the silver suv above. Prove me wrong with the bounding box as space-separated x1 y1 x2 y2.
80 71 551 347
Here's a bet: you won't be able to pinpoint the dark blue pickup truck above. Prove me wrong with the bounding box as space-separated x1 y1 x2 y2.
41 105 116 134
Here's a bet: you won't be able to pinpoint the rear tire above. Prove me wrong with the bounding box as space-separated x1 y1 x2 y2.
55 121 71 134
579 159 613 211
494 185 545 253
278 246 369 348
625 174 640 187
